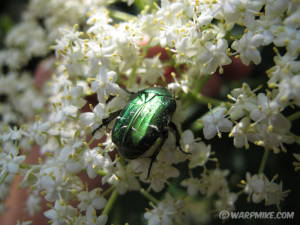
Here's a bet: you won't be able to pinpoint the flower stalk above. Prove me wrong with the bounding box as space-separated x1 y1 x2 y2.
288 111 300 121
140 188 159 205
258 148 270 174
103 190 118 215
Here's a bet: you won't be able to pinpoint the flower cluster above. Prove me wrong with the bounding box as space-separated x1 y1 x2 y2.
243 173 289 210
0 0 299 224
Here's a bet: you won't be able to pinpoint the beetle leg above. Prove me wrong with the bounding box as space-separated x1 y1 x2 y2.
92 110 122 136
168 121 191 154
147 129 168 179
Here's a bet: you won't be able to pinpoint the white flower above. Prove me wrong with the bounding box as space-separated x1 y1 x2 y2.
244 173 265 203
80 92 127 133
244 173 289 207
232 31 264 65
1 152 25 175
138 56 164 85
87 8 111 30
267 52 300 85
77 188 107 212
1 126 23 141
247 94 293 152
64 49 86 77
50 85 86 122
256 15 281 45
27 120 50 145
221 0 264 25
196 10 214 27
144 194 184 225
0 49 26 69
264 180 288 207
54 26 83 56
5 20 47 61
12 88 45 118
202 107 233 140
80 103 108 131
229 117 252 149
167 74 189 94
197 39 231 75
181 178 201 197
215 191 237 212
200 169 230 197
0 104 18 123
26 193 41 216
293 153 300 171
182 130 211 168
228 83 258 120
86 209 108 225
58 141 83 173
273 26 300 55
112 163 140 195
181 129 196 152
96 215 108 225
44 200 78 225
2 141 19 155
265 0 288 18
37 164 83 201
91 66 121 103
188 142 211 168
140 160 179 192
249 93 279 122
277 75 300 106
1 0 300 222
83 148 112 179
284 7 300 28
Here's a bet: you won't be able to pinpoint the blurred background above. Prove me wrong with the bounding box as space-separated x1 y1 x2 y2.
0 1 299 225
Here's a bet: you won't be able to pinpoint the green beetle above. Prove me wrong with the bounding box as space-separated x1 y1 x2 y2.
93 87 188 178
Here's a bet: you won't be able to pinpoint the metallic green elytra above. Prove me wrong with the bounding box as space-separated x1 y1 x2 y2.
111 87 176 159
92 86 188 178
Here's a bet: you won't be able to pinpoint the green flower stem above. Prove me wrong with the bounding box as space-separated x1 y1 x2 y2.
103 189 118 215
110 10 135 21
119 154 126 168
134 0 153 11
196 94 223 106
288 111 300 121
0 172 8 185
182 92 223 107
140 188 159 205
102 186 114 197
19 163 31 169
258 148 270 174
55 135 62 147
194 74 211 94
97 169 107 176
190 120 204 132
87 135 96 146
293 134 300 145
127 66 137 89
